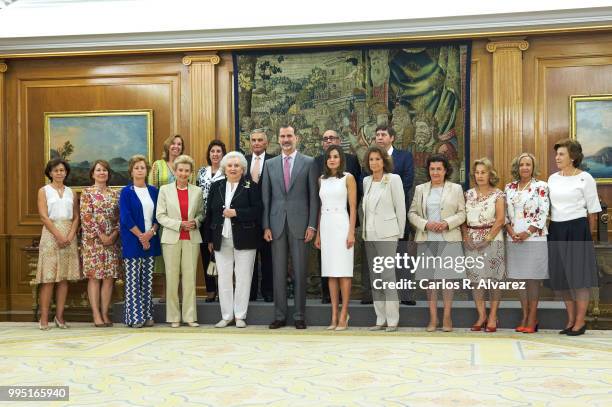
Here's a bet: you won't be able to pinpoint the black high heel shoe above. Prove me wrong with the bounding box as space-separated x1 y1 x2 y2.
558 325 574 335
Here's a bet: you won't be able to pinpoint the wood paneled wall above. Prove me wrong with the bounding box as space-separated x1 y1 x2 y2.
471 32 612 236
2 32 612 313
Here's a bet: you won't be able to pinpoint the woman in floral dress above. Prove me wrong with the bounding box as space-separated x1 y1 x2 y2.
462 158 505 333
81 160 122 327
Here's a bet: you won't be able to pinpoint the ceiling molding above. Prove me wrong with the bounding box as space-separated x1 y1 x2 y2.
1 7 612 58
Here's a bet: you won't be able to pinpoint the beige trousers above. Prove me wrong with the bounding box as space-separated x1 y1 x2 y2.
163 240 200 323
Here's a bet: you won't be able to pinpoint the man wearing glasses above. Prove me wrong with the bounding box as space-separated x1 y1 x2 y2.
314 129 362 303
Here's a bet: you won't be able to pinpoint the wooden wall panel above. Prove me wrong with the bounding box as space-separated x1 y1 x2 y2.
470 39 494 169
4 54 190 312
523 32 612 234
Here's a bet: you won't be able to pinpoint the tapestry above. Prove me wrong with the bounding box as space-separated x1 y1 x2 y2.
234 43 471 184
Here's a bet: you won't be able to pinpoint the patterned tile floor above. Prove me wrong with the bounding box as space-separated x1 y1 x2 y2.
0 323 611 406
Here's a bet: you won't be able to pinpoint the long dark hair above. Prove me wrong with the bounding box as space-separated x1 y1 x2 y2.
322 145 345 179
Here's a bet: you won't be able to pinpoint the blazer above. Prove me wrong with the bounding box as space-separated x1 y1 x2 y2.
156 182 204 244
391 148 414 209
245 152 276 186
315 152 363 197
204 177 262 251
408 181 466 242
361 173 406 240
261 152 319 239
119 183 162 258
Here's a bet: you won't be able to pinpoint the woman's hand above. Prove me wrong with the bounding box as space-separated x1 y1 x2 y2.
346 231 355 249
142 241 151 250
223 208 237 218
208 242 214 253
55 233 69 248
181 221 196 231
426 221 448 233
314 233 321 250
99 233 112 246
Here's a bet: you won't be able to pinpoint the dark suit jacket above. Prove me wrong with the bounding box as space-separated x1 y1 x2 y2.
391 148 414 210
245 152 276 186
314 152 363 197
203 177 262 251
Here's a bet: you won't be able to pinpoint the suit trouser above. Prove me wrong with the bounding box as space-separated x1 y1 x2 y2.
250 239 273 298
215 237 257 321
365 238 400 327
163 240 200 323
123 256 154 325
272 222 308 321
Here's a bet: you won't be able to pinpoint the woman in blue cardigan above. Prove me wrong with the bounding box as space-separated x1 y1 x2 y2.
119 155 161 328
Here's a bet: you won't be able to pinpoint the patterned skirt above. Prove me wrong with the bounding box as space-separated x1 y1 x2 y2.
35 220 81 284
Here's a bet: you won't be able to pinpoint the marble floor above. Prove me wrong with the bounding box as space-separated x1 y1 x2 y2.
0 323 610 406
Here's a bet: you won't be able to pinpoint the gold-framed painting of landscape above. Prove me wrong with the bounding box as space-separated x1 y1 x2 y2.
44 109 154 191
570 94 612 184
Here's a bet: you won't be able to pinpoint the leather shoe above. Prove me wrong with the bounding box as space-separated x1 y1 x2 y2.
401 300 416 306
360 299 373 305
268 320 286 329
263 295 273 303
294 320 307 329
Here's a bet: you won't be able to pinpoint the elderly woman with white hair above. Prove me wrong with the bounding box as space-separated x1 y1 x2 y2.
156 154 204 328
204 151 262 328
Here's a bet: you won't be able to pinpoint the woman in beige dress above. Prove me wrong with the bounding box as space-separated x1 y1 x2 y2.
35 158 81 330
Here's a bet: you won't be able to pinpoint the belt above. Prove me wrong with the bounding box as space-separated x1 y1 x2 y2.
467 224 493 230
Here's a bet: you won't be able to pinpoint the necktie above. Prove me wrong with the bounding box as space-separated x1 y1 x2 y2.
251 156 261 183
283 156 292 192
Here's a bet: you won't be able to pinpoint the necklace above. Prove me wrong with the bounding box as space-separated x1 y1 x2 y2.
518 179 532 192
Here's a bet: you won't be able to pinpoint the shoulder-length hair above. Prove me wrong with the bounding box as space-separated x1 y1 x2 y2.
364 145 393 174
206 139 227 165
89 159 112 183
162 135 185 161
510 152 539 181
471 157 499 186
322 145 346 179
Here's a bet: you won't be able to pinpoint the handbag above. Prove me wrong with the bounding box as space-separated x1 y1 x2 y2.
206 252 218 276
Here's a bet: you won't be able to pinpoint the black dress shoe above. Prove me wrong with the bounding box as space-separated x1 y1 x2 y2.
360 299 373 305
294 320 307 329
249 295 258 302
321 297 331 304
566 325 586 336
263 295 273 303
401 300 416 306
558 326 573 334
205 297 216 303
268 320 286 329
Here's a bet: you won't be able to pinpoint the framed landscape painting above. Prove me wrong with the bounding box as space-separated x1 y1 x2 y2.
570 95 612 184
44 110 153 190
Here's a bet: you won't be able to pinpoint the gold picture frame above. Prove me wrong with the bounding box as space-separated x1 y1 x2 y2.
569 95 612 184
44 109 153 191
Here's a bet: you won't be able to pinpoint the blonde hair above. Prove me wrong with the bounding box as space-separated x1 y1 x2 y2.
162 135 185 161
173 154 195 172
128 155 150 179
510 152 539 181
471 157 499 186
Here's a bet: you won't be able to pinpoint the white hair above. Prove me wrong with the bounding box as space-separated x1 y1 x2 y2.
220 151 248 174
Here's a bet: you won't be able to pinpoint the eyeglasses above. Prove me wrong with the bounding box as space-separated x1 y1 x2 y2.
322 136 339 142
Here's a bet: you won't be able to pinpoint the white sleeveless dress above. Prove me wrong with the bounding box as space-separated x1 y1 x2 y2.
319 173 354 277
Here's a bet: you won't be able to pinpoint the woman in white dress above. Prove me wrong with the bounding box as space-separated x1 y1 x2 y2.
315 145 357 331
504 153 549 334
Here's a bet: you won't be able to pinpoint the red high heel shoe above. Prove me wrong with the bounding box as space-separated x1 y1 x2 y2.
485 320 499 333
523 322 539 334
515 325 526 333
470 319 487 331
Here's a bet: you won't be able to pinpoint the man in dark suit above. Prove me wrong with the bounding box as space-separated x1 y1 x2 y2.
314 129 362 304
245 129 276 303
373 124 417 305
